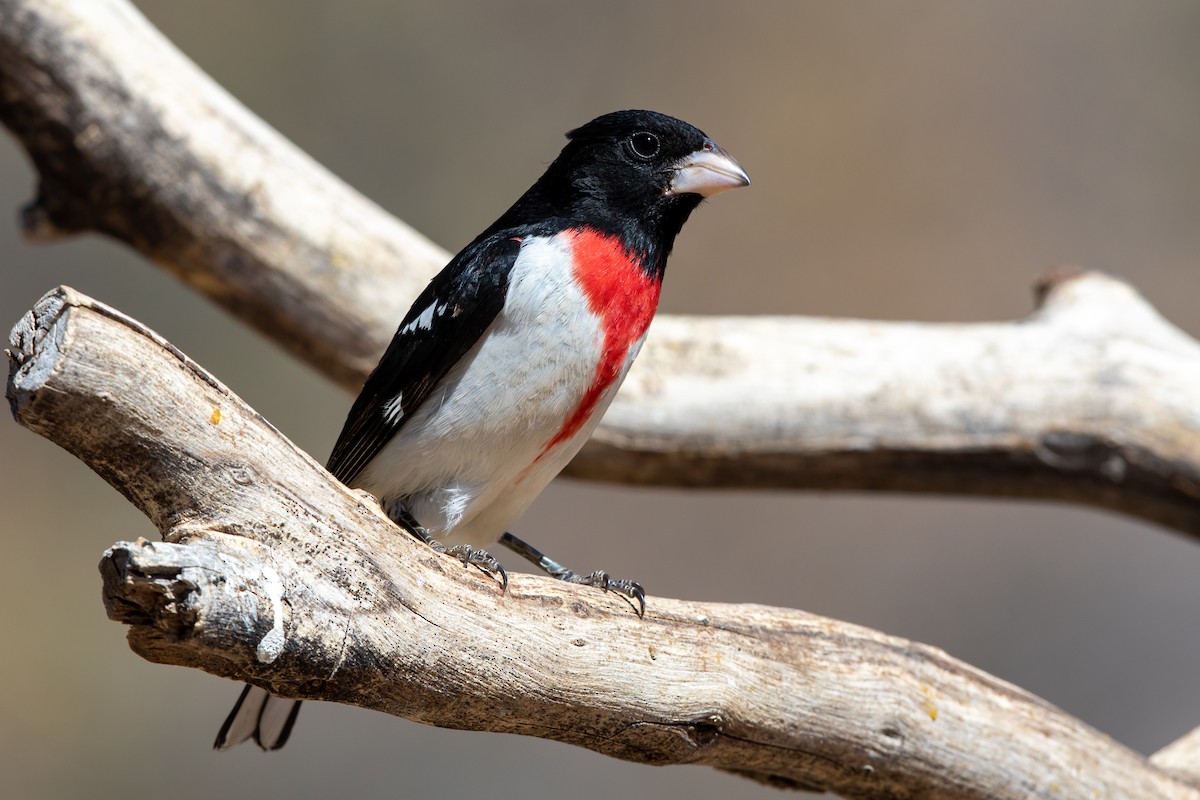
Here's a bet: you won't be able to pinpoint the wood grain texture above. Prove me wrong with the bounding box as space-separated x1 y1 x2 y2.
7 286 1199 798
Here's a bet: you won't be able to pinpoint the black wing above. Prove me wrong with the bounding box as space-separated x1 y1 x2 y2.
325 234 522 484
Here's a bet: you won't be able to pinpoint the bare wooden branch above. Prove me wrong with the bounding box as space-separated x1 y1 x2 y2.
4 0 1200 540
590 269 1200 535
0 0 445 387
5 285 1195 799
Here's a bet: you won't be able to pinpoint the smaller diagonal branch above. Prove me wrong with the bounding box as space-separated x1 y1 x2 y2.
8 287 1197 799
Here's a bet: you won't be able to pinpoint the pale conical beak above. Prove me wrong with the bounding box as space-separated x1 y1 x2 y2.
665 140 751 197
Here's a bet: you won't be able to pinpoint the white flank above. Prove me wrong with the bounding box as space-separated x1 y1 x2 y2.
352 233 638 548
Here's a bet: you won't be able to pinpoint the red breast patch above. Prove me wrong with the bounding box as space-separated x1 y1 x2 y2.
541 227 661 453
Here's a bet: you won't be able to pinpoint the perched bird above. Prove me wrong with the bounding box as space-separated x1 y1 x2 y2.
214 109 749 751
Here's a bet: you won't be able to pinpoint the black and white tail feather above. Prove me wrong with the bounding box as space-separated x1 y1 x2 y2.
215 685 302 751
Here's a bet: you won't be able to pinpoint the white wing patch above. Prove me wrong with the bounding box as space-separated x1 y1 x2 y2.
383 392 405 422
399 301 444 335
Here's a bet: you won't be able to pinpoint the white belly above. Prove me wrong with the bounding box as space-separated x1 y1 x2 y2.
351 235 643 548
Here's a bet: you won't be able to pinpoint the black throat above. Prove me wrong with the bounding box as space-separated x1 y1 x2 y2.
483 172 703 281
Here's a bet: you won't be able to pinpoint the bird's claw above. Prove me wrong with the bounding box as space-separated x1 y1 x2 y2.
437 543 508 591
391 506 508 591
558 570 645 617
497 531 646 616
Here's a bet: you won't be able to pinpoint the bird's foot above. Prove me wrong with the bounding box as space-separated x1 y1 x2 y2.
554 570 645 617
429 541 508 591
499 531 646 616
389 502 507 590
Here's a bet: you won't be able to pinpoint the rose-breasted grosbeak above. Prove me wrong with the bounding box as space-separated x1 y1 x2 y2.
215 109 749 751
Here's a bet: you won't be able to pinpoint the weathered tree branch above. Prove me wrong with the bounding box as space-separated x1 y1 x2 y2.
6 285 1196 798
5 0 1200 539
0 0 444 387
587 269 1200 538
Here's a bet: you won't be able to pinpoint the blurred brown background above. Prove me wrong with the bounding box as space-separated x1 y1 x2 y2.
3 1 1199 798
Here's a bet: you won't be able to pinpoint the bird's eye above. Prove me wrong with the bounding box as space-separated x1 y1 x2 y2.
628 132 660 159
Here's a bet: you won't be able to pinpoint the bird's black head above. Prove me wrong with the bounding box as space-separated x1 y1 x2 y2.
490 110 749 275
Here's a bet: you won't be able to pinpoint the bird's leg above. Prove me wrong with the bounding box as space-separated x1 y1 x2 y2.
499 532 645 616
388 503 507 590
